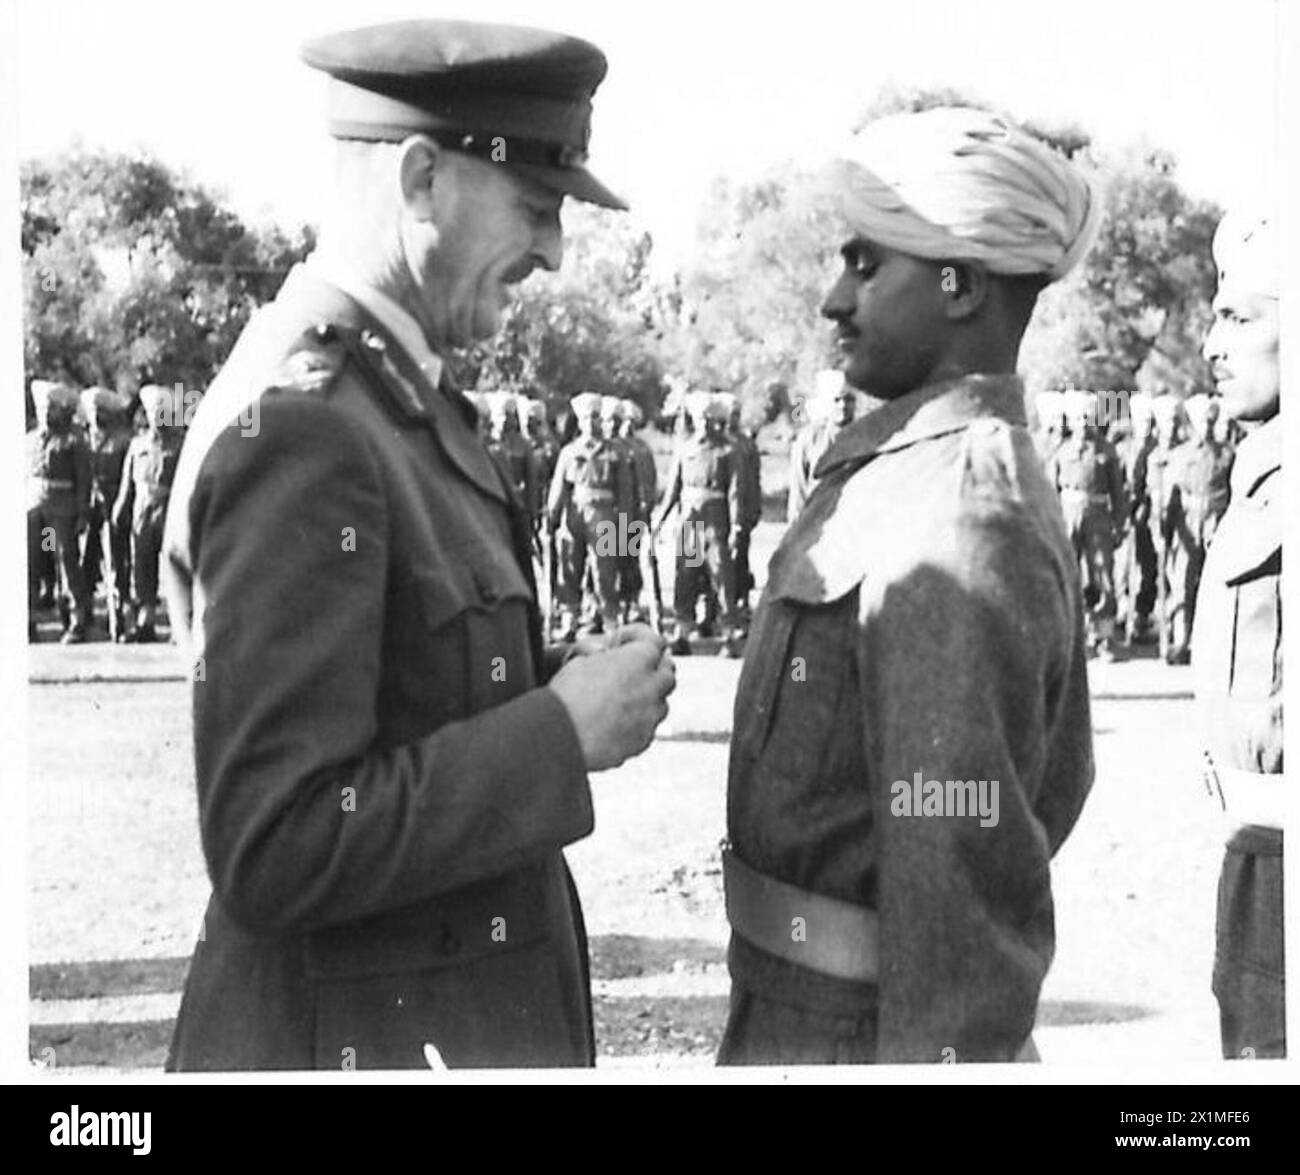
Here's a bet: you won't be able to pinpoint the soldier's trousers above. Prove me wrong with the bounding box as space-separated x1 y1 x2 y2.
131 515 166 617
1213 827 1285 1059
556 502 621 627
671 507 736 631
1161 532 1205 650
28 508 89 626
1063 503 1115 630
733 527 754 603
81 500 131 609
616 513 647 613
1116 521 1156 627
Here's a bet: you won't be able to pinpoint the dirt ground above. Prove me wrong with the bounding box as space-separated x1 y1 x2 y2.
26 517 1228 1073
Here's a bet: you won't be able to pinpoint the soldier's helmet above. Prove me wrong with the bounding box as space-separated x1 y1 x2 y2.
489 391 519 426
620 398 643 427
1033 390 1065 430
702 394 730 425
571 392 602 427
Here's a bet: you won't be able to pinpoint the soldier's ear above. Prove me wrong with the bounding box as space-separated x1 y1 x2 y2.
397 135 445 223
940 261 989 321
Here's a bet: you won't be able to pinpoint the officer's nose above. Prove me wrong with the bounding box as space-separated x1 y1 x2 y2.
533 211 564 273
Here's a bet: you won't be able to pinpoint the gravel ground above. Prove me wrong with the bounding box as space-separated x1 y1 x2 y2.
26 518 1227 1072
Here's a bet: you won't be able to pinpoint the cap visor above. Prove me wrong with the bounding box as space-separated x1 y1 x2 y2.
510 160 628 211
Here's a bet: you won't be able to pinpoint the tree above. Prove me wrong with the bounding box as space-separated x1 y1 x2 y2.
21 149 314 397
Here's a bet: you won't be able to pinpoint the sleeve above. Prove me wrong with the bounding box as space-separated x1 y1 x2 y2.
787 435 807 522
726 449 743 540
858 503 1090 1063
546 446 571 520
188 394 592 935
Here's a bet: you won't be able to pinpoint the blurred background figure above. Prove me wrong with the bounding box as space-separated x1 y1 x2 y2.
1047 389 1126 659
79 386 133 640
27 379 91 643
726 392 762 624
1116 392 1158 647
787 369 855 520
618 397 657 624
112 383 183 643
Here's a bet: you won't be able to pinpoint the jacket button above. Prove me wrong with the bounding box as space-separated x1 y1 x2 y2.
439 925 461 956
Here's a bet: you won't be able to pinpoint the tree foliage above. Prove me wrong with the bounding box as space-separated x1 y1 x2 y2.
22 150 314 395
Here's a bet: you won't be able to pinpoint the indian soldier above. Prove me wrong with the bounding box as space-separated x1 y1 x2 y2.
548 391 635 640
1047 389 1126 659
655 392 743 657
487 391 541 520
78 386 133 639
524 397 561 491
726 393 763 620
617 398 657 624
1194 206 1282 1059
113 384 184 643
1115 392 1158 646
787 368 856 521
1148 393 1193 663
26 379 91 643
719 107 1098 1064
160 19 673 1071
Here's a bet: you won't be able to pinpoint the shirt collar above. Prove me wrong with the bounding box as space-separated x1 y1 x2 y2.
815 372 1028 478
1231 414 1281 497
306 256 444 387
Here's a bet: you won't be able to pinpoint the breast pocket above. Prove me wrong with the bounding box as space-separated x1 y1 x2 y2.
384 542 537 740
1228 559 1281 702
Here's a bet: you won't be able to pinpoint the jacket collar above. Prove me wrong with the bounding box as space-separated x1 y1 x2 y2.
815 372 1028 478
1231 414 1281 498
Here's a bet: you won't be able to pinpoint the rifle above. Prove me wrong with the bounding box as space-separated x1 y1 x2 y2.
102 509 122 642
540 518 557 639
641 516 664 634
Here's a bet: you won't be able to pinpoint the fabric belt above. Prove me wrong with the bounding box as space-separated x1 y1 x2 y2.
684 488 725 502
1202 753 1284 832
34 477 75 490
722 847 878 983
573 489 614 503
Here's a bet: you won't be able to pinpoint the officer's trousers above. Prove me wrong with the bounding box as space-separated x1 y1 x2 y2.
1213 827 1285 1059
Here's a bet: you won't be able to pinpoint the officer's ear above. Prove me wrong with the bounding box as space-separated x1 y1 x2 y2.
939 261 990 321
396 135 445 223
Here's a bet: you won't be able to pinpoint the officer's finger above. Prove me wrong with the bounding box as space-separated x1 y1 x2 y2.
608 622 665 651
654 661 677 698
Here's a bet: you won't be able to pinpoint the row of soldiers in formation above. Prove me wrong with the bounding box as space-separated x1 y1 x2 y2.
27 380 183 644
466 387 762 655
1034 388 1237 663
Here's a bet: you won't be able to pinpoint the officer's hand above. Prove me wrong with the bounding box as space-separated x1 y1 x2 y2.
548 638 676 772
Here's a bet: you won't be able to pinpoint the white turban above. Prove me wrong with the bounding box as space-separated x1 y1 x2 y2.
1212 208 1277 299
827 107 1103 282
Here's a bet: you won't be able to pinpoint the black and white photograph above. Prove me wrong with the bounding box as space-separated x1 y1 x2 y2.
2 0 1295 1114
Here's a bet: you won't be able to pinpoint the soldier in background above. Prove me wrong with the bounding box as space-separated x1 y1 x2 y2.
1147 394 1187 662
1033 390 1068 467
1194 205 1283 1059
656 392 743 657
618 398 657 624
79 386 133 639
487 392 541 519
787 369 856 521
112 383 184 643
727 393 763 620
524 397 561 490
548 391 634 639
1048 390 1126 659
1116 392 1158 645
27 379 91 643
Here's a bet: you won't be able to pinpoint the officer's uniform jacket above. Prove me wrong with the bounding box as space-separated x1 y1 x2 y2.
727 374 1094 1062
161 264 594 1070
1192 418 1282 786
26 426 90 518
